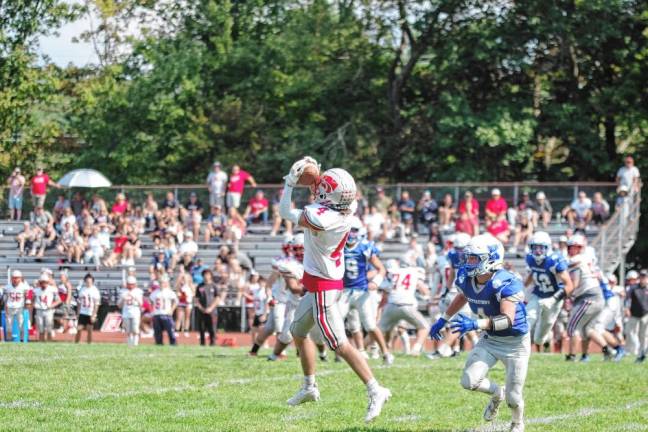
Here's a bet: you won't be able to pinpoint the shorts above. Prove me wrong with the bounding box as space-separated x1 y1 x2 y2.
337 289 378 333
567 297 604 337
78 314 93 327
35 309 55 333
123 315 141 334
226 192 242 209
209 193 225 209
253 314 266 327
9 195 23 210
379 303 428 333
31 193 46 209
290 290 347 351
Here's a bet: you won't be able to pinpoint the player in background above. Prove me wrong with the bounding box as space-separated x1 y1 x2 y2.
280 157 391 422
430 235 529 432
150 275 178 345
250 276 269 347
75 273 101 344
33 273 61 342
523 231 573 352
594 272 626 361
338 217 392 364
118 276 144 347
562 235 616 361
249 236 293 355
4 270 29 341
379 260 429 356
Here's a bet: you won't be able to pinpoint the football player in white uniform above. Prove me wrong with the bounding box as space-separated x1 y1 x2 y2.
75 273 101 344
4 270 30 341
33 273 61 342
379 261 430 355
118 276 144 347
280 157 390 422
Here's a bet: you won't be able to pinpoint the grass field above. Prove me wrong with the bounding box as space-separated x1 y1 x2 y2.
1 343 647 431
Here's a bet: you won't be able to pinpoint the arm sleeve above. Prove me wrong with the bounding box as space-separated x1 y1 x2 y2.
279 184 302 224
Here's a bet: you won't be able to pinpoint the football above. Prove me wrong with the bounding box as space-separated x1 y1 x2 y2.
297 163 319 186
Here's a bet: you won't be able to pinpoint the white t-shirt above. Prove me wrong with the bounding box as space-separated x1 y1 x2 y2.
570 198 592 218
207 171 228 195
251 285 268 316
617 165 640 190
363 212 385 237
78 285 101 316
150 288 178 316
119 288 144 318
385 266 425 306
179 240 198 256
33 285 60 310
302 203 352 280
4 282 30 309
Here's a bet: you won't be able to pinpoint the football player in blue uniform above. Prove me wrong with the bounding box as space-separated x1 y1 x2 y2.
430 235 529 432
338 217 392 365
523 231 573 352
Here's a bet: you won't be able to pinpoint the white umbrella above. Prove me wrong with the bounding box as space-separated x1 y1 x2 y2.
58 169 112 188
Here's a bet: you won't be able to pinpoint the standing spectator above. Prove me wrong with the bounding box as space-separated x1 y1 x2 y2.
4 270 29 341
534 191 553 228
437 193 455 230
207 161 228 209
33 273 61 342
150 275 178 345
226 165 256 210
194 269 221 346
615 185 631 219
458 191 480 235
562 191 592 228
244 190 269 225
397 191 415 239
626 270 648 363
30 167 61 209
143 193 159 232
374 187 392 218
417 190 438 233
75 274 101 344
485 188 508 224
7 167 25 220
590 192 610 224
616 155 641 195
364 206 386 242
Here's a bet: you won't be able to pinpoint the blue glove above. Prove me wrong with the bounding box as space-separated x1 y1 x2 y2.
449 313 479 337
429 318 447 340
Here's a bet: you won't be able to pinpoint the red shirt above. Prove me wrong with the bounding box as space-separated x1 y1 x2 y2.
455 217 475 236
485 197 508 215
227 170 251 194
458 198 479 217
111 201 128 215
248 197 268 214
487 218 509 236
113 235 128 254
31 173 50 195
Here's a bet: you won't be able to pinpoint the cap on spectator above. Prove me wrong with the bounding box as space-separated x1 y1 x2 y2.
627 270 639 280
491 188 501 196
559 235 568 243
185 231 193 238
39 274 50 282
212 204 222 209
128 266 136 273
14 167 20 173
423 190 431 197
640 269 648 278
376 186 384 193
618 185 629 193
190 192 197 197
11 270 22 278
41 267 53 275
213 161 221 167
536 191 546 200
522 191 529 196
126 276 137 285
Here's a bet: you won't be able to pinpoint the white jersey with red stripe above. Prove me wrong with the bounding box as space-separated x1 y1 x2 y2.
569 255 602 301
33 285 60 310
4 282 30 309
251 284 268 316
302 203 351 280
270 256 290 303
78 285 101 316
276 257 304 305
119 288 144 318
150 288 178 315
386 266 425 306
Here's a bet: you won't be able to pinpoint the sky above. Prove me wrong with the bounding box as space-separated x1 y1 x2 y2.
38 15 99 66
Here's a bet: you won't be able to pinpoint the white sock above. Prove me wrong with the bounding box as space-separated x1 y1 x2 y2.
511 400 524 424
366 378 379 393
304 375 316 388
133 335 139 346
475 378 500 397
411 342 422 355
401 333 411 354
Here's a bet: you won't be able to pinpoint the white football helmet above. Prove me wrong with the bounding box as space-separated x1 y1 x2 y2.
463 234 504 277
385 259 400 272
282 234 293 255
528 231 552 264
314 168 356 212
453 232 471 250
291 233 305 261
566 234 586 258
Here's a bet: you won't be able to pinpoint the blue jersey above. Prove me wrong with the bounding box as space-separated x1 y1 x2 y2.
455 268 528 337
525 253 568 298
446 249 463 270
600 279 614 300
343 240 380 291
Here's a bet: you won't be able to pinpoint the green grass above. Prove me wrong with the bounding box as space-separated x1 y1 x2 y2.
0 343 646 431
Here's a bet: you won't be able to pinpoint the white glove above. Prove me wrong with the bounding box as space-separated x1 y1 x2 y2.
539 296 557 311
283 156 320 187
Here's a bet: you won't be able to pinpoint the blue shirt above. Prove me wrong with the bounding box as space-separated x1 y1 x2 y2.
455 268 528 337
344 240 380 291
191 264 208 285
600 279 614 301
525 253 568 298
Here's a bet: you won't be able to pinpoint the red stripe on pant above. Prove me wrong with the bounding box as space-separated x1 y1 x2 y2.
567 300 590 337
316 291 339 350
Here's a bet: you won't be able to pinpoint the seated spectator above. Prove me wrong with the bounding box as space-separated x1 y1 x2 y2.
123 229 142 266
270 188 293 237
373 187 392 218
354 190 368 218
401 236 425 268
428 223 443 249
485 188 508 224
438 193 455 230
111 193 128 217
590 191 610 224
59 207 77 232
179 231 199 260
397 191 415 237
363 206 386 242
224 208 247 245
30 206 56 257
143 193 159 232
562 191 592 228
510 210 533 254
205 205 227 242
182 193 203 240
56 222 83 263
78 208 95 234
84 226 108 270
161 191 179 210
53 194 70 221
244 190 269 225
534 191 553 228
486 216 510 245
90 194 107 215
70 192 86 217
455 211 477 236
458 191 480 235
103 227 129 268
191 258 209 285
417 190 438 233
150 250 171 274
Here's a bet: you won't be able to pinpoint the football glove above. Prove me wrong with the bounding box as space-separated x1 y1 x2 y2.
449 313 479 337
539 296 557 311
283 156 319 187
429 317 447 340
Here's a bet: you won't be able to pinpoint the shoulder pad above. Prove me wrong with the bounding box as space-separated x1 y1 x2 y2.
491 269 517 289
303 204 346 230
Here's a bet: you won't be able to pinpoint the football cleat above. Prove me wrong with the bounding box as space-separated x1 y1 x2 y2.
613 347 626 362
579 354 590 363
483 387 505 422
365 386 391 423
636 355 646 364
565 354 576 362
287 385 320 406
383 353 395 366
510 422 525 432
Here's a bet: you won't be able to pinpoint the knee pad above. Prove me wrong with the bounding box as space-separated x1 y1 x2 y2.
460 373 480 391
506 391 523 409
278 332 293 345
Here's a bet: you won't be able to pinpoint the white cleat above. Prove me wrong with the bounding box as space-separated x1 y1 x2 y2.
510 422 525 432
286 385 320 406
383 352 395 366
365 386 391 423
483 387 505 422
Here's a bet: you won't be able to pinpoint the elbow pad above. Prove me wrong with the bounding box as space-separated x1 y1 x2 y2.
491 315 512 332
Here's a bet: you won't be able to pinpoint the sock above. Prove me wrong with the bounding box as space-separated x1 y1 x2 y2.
401 333 411 354
134 335 139 346
602 346 610 354
510 400 524 424
366 378 379 394
475 378 500 397
411 342 421 355
250 343 260 354
127 335 133 346
304 375 316 388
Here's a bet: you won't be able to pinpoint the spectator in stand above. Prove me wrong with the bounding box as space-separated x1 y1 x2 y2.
402 236 425 268
616 155 641 195
397 190 415 239
30 166 61 209
417 190 438 233
458 191 480 235
7 167 25 220
179 231 198 260
75 273 101 344
437 193 456 230
224 207 247 246
615 185 631 219
30 206 56 257
486 215 510 246
161 191 179 210
374 187 392 218
364 206 386 242
517 191 537 223
590 192 610 224
207 161 228 209
204 205 227 242
355 190 368 219
510 210 533 254
53 194 70 223
143 193 159 232
90 194 107 215
16 222 37 257
84 226 108 270
562 191 593 229
183 192 204 239
455 211 476 236
269 189 293 237
226 165 256 210
111 193 128 217
626 270 648 363
191 258 208 285
244 190 269 225
103 227 129 268
150 275 178 346
485 188 508 225
194 269 221 346
70 192 86 217
534 191 553 228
